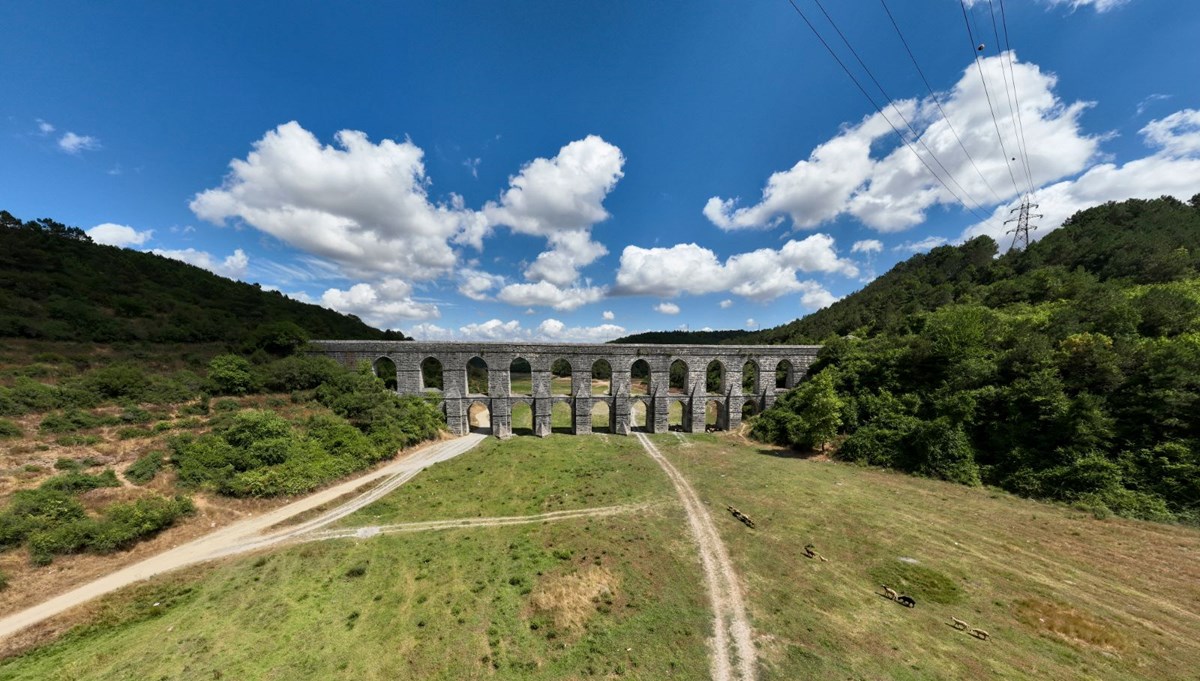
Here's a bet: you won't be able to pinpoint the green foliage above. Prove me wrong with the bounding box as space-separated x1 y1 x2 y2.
0 209 392 343
125 451 165 485
25 495 194 565
750 370 842 452
0 418 20 438
867 561 964 605
38 409 109 433
207 354 256 395
750 197 1200 524
168 372 442 497
256 355 342 392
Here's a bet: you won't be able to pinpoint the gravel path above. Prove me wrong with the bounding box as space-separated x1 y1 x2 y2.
300 501 658 542
0 433 487 641
636 432 756 681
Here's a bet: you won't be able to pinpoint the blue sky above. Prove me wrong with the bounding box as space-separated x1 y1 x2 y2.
3 0 1198 341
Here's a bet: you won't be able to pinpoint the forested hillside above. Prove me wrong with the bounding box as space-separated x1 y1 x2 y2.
753 195 1200 524
0 211 399 344
609 329 748 345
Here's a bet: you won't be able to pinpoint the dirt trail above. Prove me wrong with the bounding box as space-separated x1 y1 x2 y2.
0 433 487 641
301 501 658 543
635 432 756 681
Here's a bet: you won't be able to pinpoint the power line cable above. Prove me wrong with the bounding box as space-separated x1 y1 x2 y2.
878 0 1004 204
803 0 994 220
784 0 992 224
958 0 1022 197
986 0 1034 193
997 0 1037 195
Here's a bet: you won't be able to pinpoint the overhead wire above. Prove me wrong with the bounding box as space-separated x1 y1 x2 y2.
808 0 994 220
878 0 1004 205
783 0 993 224
997 0 1037 195
958 0 1023 197
985 0 1034 194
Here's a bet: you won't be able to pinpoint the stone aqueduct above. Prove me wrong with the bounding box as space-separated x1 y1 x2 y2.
311 341 820 438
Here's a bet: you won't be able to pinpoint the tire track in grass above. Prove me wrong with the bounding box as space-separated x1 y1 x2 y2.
636 432 755 681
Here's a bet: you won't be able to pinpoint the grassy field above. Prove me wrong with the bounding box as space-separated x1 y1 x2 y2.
0 436 711 680
651 434 1200 680
3 433 1199 680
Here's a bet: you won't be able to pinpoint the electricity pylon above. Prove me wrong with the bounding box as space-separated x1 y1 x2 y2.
1004 194 1043 250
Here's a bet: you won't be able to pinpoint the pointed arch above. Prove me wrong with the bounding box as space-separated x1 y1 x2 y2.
591 400 612 433
669 359 688 395
420 356 443 392
742 359 759 394
509 357 532 396
706 359 725 395
592 359 612 396
467 400 491 434
551 359 572 396
467 356 489 395
630 359 651 396
372 356 397 391
775 359 794 390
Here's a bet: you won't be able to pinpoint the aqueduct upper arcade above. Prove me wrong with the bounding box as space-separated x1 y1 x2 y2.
309 341 821 438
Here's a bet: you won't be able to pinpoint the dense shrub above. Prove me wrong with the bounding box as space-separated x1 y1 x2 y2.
256 355 342 392
125 451 165 485
40 469 120 493
0 418 21 438
207 354 256 395
38 409 111 433
26 495 194 565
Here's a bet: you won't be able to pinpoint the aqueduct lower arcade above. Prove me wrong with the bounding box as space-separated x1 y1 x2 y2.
309 341 820 438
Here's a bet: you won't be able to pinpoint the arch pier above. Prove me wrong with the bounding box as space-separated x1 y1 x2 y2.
309 341 820 438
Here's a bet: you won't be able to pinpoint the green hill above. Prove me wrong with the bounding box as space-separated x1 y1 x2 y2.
0 210 399 344
751 195 1200 524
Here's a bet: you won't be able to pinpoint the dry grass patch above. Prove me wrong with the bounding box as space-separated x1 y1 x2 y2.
527 565 619 637
1016 598 1130 652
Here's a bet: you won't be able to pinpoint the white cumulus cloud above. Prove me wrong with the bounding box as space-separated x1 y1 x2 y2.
614 234 853 302
705 53 1099 233
654 302 680 315
962 108 1200 247
58 132 100 154
150 248 249 279
851 239 883 255
484 135 623 285
602 310 615 321
190 121 486 280
319 279 439 327
457 269 506 301
87 223 153 247
495 281 606 311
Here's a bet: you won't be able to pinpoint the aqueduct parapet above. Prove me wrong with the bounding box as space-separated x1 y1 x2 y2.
308 341 820 438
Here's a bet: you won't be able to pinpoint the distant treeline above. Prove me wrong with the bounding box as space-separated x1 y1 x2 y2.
0 210 403 345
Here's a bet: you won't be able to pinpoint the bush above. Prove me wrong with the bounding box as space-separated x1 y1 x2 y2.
125 451 165 485
117 427 154 440
26 495 194 564
207 354 256 395
38 409 109 434
0 418 21 439
257 355 342 392
40 469 120 493
80 363 149 401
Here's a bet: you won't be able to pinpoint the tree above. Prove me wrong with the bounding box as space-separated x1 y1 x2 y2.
207 355 255 395
792 370 844 453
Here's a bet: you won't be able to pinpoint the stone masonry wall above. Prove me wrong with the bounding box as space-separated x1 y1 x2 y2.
308 341 820 438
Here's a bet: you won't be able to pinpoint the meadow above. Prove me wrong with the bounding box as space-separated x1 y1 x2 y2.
2 432 1198 680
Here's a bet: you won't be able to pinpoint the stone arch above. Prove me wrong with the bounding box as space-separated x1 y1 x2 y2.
705 399 726 430
630 359 651 396
775 359 793 390
551 358 572 396
372 356 397 391
511 402 533 435
509 357 532 396
669 359 688 395
742 359 759 395
592 359 612 396
591 400 612 433
741 399 758 420
630 398 648 431
420 356 443 392
706 359 725 395
551 400 573 434
668 398 685 430
467 400 491 434
467 356 489 395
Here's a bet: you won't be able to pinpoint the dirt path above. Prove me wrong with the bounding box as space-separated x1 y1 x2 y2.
0 433 487 641
635 432 756 681
300 501 659 543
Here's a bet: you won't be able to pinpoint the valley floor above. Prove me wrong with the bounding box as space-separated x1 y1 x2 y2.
1 432 1197 680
